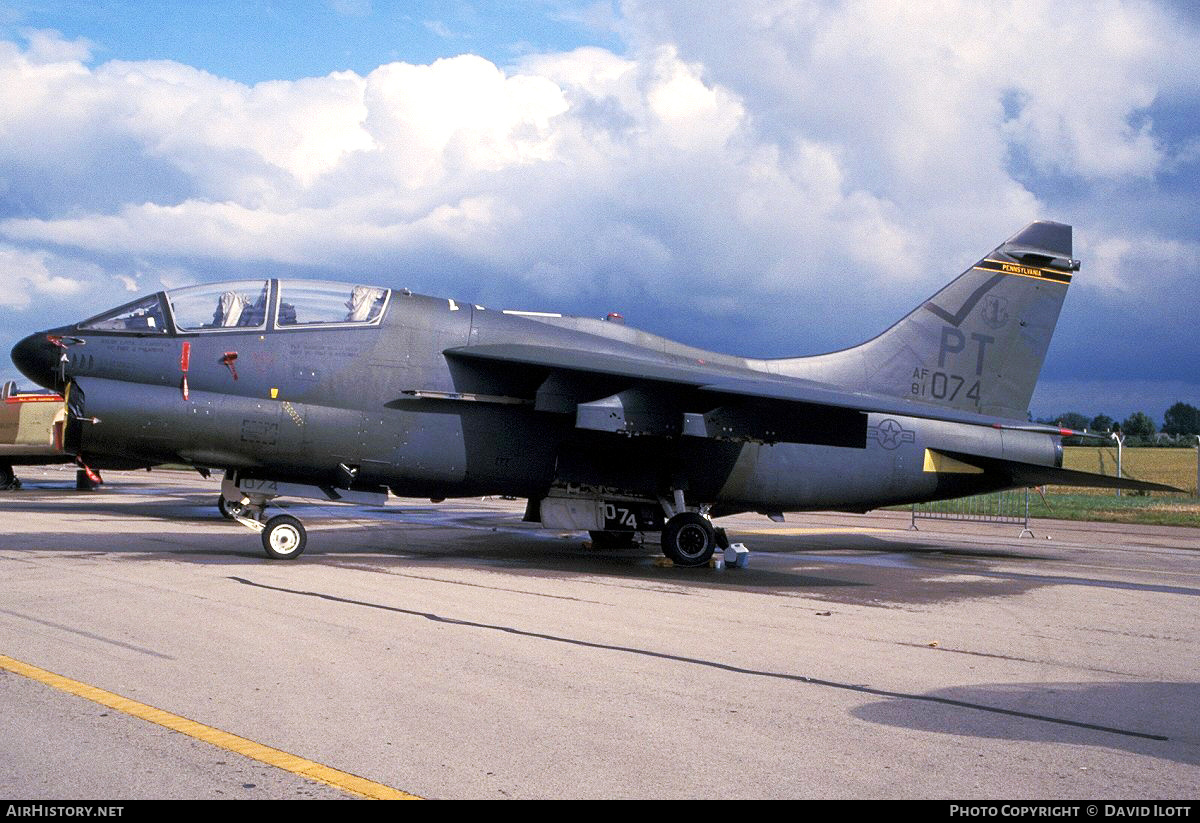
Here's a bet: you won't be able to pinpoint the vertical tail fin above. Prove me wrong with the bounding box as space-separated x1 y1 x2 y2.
774 221 1078 420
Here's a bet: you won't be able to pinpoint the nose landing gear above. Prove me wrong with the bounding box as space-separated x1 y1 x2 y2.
260 514 307 560
219 474 307 560
217 471 387 560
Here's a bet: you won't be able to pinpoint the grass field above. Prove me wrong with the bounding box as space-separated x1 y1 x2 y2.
907 447 1200 528
1028 492 1200 527
1056 446 1198 496
1033 447 1200 527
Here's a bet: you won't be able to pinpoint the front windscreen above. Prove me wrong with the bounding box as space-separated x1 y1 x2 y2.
167 280 270 331
276 282 389 327
79 294 168 333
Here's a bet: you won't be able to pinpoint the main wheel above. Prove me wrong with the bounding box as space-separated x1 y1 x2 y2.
0 463 16 490
261 514 307 560
661 512 716 567
217 495 244 520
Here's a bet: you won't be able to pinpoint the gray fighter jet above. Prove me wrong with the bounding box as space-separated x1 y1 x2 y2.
10 222 1174 564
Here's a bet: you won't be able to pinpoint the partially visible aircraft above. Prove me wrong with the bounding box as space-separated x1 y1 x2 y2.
10 222 1176 564
0 380 100 490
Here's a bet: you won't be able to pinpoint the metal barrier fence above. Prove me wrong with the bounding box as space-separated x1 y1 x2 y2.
911 488 1034 538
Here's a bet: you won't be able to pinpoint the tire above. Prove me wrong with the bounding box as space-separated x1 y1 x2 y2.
217 495 244 520
261 514 307 560
661 512 716 567
0 463 15 491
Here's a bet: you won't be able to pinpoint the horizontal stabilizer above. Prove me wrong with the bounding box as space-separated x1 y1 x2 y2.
935 450 1184 493
1003 221 1073 259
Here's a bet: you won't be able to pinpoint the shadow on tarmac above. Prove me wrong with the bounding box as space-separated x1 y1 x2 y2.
8 484 1195 604
853 680 1200 765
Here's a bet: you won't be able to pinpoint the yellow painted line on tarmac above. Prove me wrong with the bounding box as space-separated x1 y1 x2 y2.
0 654 420 800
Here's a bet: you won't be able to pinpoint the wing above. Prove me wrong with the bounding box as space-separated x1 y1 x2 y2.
446 342 1054 431
441 343 1181 495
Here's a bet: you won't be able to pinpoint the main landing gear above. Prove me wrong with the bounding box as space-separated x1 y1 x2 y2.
661 512 716 567
659 512 733 567
656 491 731 568
217 494 241 520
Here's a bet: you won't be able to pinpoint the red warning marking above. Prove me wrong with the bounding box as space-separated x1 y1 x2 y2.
76 458 103 486
4 394 63 405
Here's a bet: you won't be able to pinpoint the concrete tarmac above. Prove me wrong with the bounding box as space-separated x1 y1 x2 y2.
1 466 1198 799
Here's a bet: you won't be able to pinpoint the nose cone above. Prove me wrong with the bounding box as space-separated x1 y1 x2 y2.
11 333 60 389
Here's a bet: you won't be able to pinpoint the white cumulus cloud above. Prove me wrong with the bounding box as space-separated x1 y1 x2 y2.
0 245 91 309
0 3 1196 384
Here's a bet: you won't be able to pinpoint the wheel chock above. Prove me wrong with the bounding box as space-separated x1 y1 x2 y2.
723 543 749 568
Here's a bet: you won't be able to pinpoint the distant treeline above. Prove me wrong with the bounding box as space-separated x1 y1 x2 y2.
1039 402 1200 446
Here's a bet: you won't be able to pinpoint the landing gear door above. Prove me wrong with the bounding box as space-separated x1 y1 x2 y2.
601 501 663 533
540 498 663 532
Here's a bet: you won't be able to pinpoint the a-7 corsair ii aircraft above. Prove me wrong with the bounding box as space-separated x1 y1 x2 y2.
11 222 1174 565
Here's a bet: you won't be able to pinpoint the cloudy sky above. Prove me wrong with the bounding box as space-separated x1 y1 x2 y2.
0 0 1196 422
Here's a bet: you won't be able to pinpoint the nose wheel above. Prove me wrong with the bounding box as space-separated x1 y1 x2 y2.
261 514 307 560
219 476 307 560
223 499 308 560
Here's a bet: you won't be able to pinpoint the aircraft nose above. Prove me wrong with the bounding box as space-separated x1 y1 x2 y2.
11 333 60 389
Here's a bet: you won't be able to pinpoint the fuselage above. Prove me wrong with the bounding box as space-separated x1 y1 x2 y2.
11 277 1061 517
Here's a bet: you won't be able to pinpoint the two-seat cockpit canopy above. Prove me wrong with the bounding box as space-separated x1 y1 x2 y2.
78 280 391 335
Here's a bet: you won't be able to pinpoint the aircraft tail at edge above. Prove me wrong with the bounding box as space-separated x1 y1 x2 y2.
773 221 1079 421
